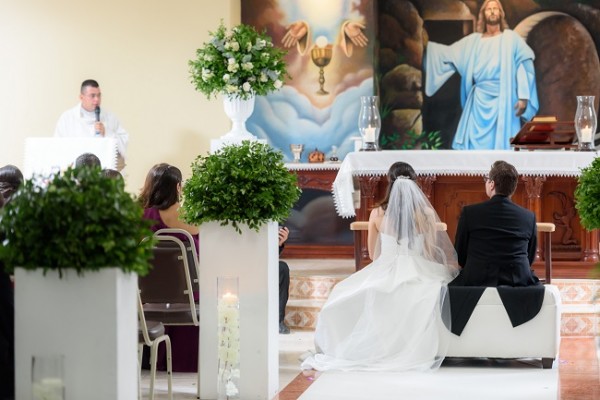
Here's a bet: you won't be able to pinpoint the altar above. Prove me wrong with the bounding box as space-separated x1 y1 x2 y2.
332 150 599 278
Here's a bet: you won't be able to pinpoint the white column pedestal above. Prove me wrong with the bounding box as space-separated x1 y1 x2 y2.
199 221 279 400
14 268 138 400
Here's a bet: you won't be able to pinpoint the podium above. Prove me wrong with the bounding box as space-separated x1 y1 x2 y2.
23 137 118 178
510 120 577 151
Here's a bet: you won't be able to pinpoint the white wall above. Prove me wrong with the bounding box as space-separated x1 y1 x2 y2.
0 0 240 191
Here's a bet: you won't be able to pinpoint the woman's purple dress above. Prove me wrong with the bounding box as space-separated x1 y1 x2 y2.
143 207 200 372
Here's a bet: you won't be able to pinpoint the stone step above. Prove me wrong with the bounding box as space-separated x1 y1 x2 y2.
285 262 599 336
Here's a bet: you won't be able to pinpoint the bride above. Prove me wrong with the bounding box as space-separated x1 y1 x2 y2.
301 162 459 372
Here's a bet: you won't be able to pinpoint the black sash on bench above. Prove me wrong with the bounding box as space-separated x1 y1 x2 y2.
448 285 546 336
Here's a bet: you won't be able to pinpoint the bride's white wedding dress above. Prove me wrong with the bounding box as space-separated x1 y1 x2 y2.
301 233 457 372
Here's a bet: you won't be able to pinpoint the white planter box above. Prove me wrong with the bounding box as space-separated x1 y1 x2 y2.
14 267 138 400
199 221 279 400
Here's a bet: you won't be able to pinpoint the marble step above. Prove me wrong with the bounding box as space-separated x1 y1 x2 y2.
284 261 599 336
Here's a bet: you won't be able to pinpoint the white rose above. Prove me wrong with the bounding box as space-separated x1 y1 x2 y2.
222 74 230 82
274 80 283 89
241 62 253 71
247 42 252 52
259 73 268 82
226 84 238 94
242 82 251 92
230 41 239 51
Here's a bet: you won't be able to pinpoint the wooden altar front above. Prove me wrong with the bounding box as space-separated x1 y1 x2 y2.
333 150 599 279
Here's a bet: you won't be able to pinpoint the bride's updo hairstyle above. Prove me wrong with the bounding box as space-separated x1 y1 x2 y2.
377 162 417 211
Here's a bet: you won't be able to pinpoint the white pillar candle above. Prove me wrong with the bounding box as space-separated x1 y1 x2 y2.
364 127 376 143
581 127 593 143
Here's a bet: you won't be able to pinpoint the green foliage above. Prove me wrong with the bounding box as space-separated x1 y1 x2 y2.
182 141 301 234
575 157 600 231
189 22 288 100
380 129 443 150
0 167 154 277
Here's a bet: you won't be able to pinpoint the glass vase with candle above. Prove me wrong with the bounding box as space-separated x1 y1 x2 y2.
32 354 65 400
217 277 240 400
358 96 381 151
574 95 597 151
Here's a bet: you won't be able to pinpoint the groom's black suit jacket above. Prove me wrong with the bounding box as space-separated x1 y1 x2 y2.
451 195 539 287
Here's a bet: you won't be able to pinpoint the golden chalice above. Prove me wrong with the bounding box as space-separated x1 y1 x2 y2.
311 37 333 95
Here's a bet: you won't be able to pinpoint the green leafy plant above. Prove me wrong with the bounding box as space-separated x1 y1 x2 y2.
182 141 301 233
575 157 600 231
380 129 443 150
0 167 154 277
189 21 288 100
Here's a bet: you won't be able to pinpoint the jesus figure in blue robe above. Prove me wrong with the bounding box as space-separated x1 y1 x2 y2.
424 0 539 150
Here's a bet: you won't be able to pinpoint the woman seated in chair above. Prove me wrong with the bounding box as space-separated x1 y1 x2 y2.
139 163 199 372
139 163 199 249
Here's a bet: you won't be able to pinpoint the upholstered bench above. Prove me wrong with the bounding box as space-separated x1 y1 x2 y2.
445 284 561 368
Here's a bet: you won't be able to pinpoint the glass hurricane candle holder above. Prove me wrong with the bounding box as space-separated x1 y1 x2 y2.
217 277 240 400
32 354 65 400
574 95 597 152
358 96 381 151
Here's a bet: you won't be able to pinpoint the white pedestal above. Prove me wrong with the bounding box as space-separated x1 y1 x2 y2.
14 268 138 400
199 221 279 400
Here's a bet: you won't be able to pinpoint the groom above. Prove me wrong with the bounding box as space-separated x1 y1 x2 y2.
450 160 540 287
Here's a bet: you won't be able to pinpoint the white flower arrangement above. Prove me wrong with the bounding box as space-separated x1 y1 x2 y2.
189 22 288 101
217 296 241 399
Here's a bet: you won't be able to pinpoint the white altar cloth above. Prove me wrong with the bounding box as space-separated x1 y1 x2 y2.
333 150 598 218
23 137 117 178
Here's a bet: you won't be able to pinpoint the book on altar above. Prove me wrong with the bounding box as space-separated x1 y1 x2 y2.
23 137 118 178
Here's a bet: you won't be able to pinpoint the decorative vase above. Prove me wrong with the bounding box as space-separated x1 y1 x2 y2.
223 96 257 141
217 277 240 400
574 95 597 151
32 355 65 400
358 95 381 151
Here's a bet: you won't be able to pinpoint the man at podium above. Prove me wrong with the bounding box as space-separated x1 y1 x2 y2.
54 79 129 169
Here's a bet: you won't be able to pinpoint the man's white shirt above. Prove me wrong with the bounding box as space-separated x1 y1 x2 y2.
54 103 128 159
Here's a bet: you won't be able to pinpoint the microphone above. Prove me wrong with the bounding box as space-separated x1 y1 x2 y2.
94 106 101 136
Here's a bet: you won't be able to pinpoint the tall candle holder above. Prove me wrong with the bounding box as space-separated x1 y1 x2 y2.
32 354 65 400
217 277 240 400
574 95 597 152
358 96 381 151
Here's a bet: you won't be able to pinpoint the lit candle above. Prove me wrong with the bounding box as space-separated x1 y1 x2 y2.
221 292 238 306
581 127 593 143
364 127 376 143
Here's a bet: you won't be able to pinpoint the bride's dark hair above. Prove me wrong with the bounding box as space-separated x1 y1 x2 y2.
377 162 417 211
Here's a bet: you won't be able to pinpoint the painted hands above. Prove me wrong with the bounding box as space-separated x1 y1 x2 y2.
344 21 368 47
515 99 528 117
282 21 308 48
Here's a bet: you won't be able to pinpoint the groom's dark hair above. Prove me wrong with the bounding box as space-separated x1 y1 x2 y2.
489 160 518 196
